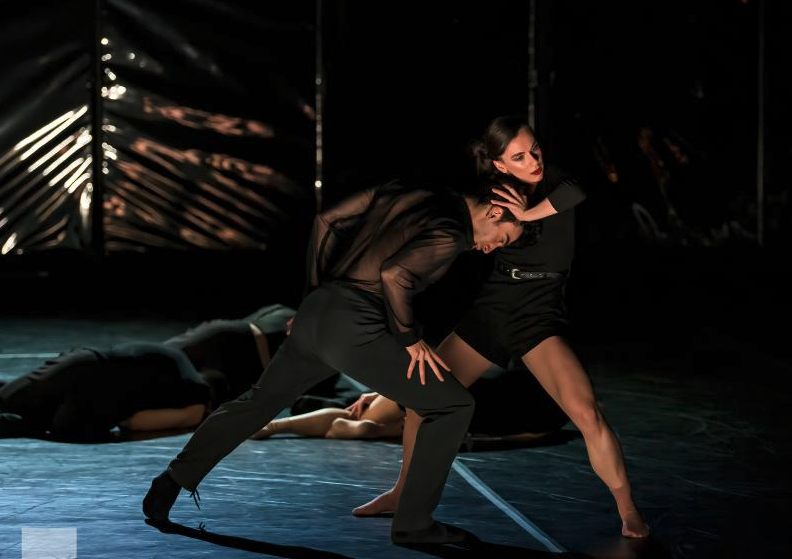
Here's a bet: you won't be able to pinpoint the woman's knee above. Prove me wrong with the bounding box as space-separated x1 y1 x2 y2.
567 401 603 435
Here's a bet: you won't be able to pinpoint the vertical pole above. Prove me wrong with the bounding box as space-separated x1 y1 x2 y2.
527 0 537 130
756 0 765 246
91 0 105 254
314 0 325 212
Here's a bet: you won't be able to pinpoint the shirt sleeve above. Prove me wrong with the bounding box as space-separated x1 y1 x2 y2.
547 178 587 213
380 225 467 346
305 188 376 295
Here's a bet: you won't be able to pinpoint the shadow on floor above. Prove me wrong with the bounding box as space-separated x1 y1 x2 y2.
462 429 581 453
145 519 356 559
146 518 599 559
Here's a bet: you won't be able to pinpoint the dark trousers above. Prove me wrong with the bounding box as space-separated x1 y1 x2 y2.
167 282 475 532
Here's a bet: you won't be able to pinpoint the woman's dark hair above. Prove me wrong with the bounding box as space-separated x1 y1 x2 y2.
466 114 543 245
470 115 535 177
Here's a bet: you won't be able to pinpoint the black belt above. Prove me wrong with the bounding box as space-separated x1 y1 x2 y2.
497 263 566 281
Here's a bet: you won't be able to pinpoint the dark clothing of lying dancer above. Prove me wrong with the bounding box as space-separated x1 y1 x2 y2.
0 305 295 440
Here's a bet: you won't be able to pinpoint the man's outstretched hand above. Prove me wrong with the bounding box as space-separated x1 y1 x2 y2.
405 340 450 385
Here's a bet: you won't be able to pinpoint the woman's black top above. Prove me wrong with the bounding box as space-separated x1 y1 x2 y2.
496 166 586 272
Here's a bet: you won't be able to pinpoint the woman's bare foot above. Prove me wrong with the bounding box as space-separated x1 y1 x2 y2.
351 488 400 516
611 485 650 538
621 511 651 538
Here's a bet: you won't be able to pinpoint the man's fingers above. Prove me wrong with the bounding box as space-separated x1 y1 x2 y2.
432 351 451 372
426 355 445 382
419 354 426 385
407 353 417 379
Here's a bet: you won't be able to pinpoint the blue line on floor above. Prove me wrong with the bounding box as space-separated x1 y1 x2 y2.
452 458 567 553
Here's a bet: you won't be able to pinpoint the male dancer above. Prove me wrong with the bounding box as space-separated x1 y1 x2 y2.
143 181 523 544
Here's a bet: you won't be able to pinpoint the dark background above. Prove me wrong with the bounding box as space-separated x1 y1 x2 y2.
0 0 788 362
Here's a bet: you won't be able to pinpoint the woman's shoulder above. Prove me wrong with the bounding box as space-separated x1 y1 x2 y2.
543 165 579 188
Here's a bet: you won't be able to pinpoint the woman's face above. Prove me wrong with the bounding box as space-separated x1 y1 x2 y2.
492 127 544 184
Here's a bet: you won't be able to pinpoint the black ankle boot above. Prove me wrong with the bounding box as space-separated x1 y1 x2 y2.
142 470 182 521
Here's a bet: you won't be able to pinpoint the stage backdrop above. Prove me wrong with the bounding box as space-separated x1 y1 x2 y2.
0 0 315 255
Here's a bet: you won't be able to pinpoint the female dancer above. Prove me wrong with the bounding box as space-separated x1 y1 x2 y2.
352 115 650 538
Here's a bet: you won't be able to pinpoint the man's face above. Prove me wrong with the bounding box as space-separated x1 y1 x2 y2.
471 206 523 254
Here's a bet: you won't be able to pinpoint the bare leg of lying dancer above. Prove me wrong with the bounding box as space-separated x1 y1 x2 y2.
250 392 404 439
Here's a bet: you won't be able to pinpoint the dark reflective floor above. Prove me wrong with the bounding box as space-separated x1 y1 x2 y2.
2 316 790 558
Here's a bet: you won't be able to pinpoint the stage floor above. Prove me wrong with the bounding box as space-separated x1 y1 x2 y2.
1 316 790 558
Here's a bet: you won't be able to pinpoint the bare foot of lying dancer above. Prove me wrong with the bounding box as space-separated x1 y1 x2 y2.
250 408 351 440
250 418 289 439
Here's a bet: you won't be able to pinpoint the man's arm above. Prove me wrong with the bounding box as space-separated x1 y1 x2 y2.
305 188 376 293
380 226 467 347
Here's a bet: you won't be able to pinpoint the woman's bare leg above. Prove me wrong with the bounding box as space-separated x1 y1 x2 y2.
325 417 404 439
522 336 649 538
250 408 350 439
352 332 492 516
360 394 405 424
326 396 406 439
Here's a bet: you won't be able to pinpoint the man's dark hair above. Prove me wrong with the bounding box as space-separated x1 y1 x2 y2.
469 178 542 246
470 176 522 223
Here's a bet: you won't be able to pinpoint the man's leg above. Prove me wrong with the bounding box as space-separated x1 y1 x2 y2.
144 335 336 520
315 289 475 535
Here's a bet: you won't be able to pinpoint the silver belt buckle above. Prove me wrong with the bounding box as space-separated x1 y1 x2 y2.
509 268 521 280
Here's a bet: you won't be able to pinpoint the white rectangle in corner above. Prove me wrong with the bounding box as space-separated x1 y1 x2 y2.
22 527 77 559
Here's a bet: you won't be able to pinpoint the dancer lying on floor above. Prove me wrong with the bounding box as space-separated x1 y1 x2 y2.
0 305 295 440
251 361 569 444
